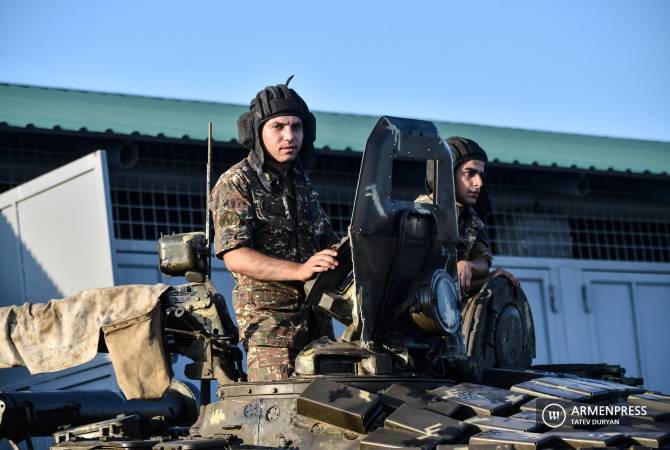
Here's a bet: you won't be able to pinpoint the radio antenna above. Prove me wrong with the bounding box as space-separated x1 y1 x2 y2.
205 122 213 279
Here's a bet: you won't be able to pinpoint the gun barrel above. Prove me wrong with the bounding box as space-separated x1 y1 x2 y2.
0 380 197 441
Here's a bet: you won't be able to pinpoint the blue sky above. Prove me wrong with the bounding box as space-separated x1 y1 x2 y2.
1 0 668 141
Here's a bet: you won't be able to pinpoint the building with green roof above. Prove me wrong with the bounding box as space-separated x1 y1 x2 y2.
1 83 669 392
1 82 668 258
1 83 668 175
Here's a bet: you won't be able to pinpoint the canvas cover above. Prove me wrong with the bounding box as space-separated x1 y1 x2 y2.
0 284 172 400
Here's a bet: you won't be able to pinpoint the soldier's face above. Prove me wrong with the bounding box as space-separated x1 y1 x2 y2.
454 159 485 207
261 116 304 165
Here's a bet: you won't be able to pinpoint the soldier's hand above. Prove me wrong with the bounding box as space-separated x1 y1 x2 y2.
457 260 473 294
298 249 338 282
489 267 520 287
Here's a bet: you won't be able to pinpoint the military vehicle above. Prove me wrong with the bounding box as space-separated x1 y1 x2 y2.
1 117 669 449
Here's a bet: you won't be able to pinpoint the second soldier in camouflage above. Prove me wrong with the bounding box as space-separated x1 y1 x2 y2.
417 136 519 296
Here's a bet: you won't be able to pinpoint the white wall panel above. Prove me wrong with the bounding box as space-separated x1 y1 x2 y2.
634 282 670 392
559 266 596 362
0 150 116 303
583 271 670 393
588 281 640 377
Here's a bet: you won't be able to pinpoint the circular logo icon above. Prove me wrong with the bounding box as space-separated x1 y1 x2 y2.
541 403 567 428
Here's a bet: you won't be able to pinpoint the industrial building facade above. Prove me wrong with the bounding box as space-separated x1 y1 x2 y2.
1 83 669 393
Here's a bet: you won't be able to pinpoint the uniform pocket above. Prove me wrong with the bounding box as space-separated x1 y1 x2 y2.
255 198 295 231
259 198 287 216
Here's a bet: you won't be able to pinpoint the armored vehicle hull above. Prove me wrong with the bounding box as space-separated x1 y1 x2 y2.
202 374 668 449
40 371 670 449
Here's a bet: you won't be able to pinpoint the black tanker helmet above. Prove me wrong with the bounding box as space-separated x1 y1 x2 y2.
237 76 316 186
447 136 488 168
426 136 492 217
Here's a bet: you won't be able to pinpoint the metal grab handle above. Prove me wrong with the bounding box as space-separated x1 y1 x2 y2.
549 284 558 313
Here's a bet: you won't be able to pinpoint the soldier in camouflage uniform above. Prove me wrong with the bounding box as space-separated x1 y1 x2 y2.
417 136 519 297
210 79 340 382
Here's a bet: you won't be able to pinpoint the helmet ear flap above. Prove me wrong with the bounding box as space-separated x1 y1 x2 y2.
303 111 317 144
237 111 255 149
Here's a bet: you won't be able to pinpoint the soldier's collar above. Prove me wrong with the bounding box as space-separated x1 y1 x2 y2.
261 163 299 186
263 168 279 187
457 205 475 220
246 153 272 191
463 206 483 226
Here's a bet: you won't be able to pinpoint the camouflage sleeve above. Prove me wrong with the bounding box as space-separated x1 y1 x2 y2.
317 203 340 249
306 185 340 249
471 224 493 268
209 173 255 259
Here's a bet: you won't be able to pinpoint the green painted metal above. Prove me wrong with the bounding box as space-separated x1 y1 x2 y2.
1 83 668 175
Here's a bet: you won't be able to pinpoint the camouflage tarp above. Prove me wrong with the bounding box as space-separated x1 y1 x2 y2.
0 284 171 400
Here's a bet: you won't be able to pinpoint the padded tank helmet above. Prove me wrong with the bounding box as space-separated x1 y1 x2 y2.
426 136 491 216
237 76 317 181
447 136 488 168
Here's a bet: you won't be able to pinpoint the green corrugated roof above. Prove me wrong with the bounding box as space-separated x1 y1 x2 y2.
1 83 668 176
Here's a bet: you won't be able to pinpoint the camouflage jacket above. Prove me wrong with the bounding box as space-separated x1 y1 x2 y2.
457 205 492 267
415 193 492 266
210 156 338 348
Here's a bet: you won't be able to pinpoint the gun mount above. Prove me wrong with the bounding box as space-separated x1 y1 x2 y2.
1 117 668 450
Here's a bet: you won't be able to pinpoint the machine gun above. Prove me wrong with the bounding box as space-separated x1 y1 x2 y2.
155 122 245 394
157 232 244 388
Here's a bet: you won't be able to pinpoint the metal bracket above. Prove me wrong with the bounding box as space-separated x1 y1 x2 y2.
581 285 591 314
